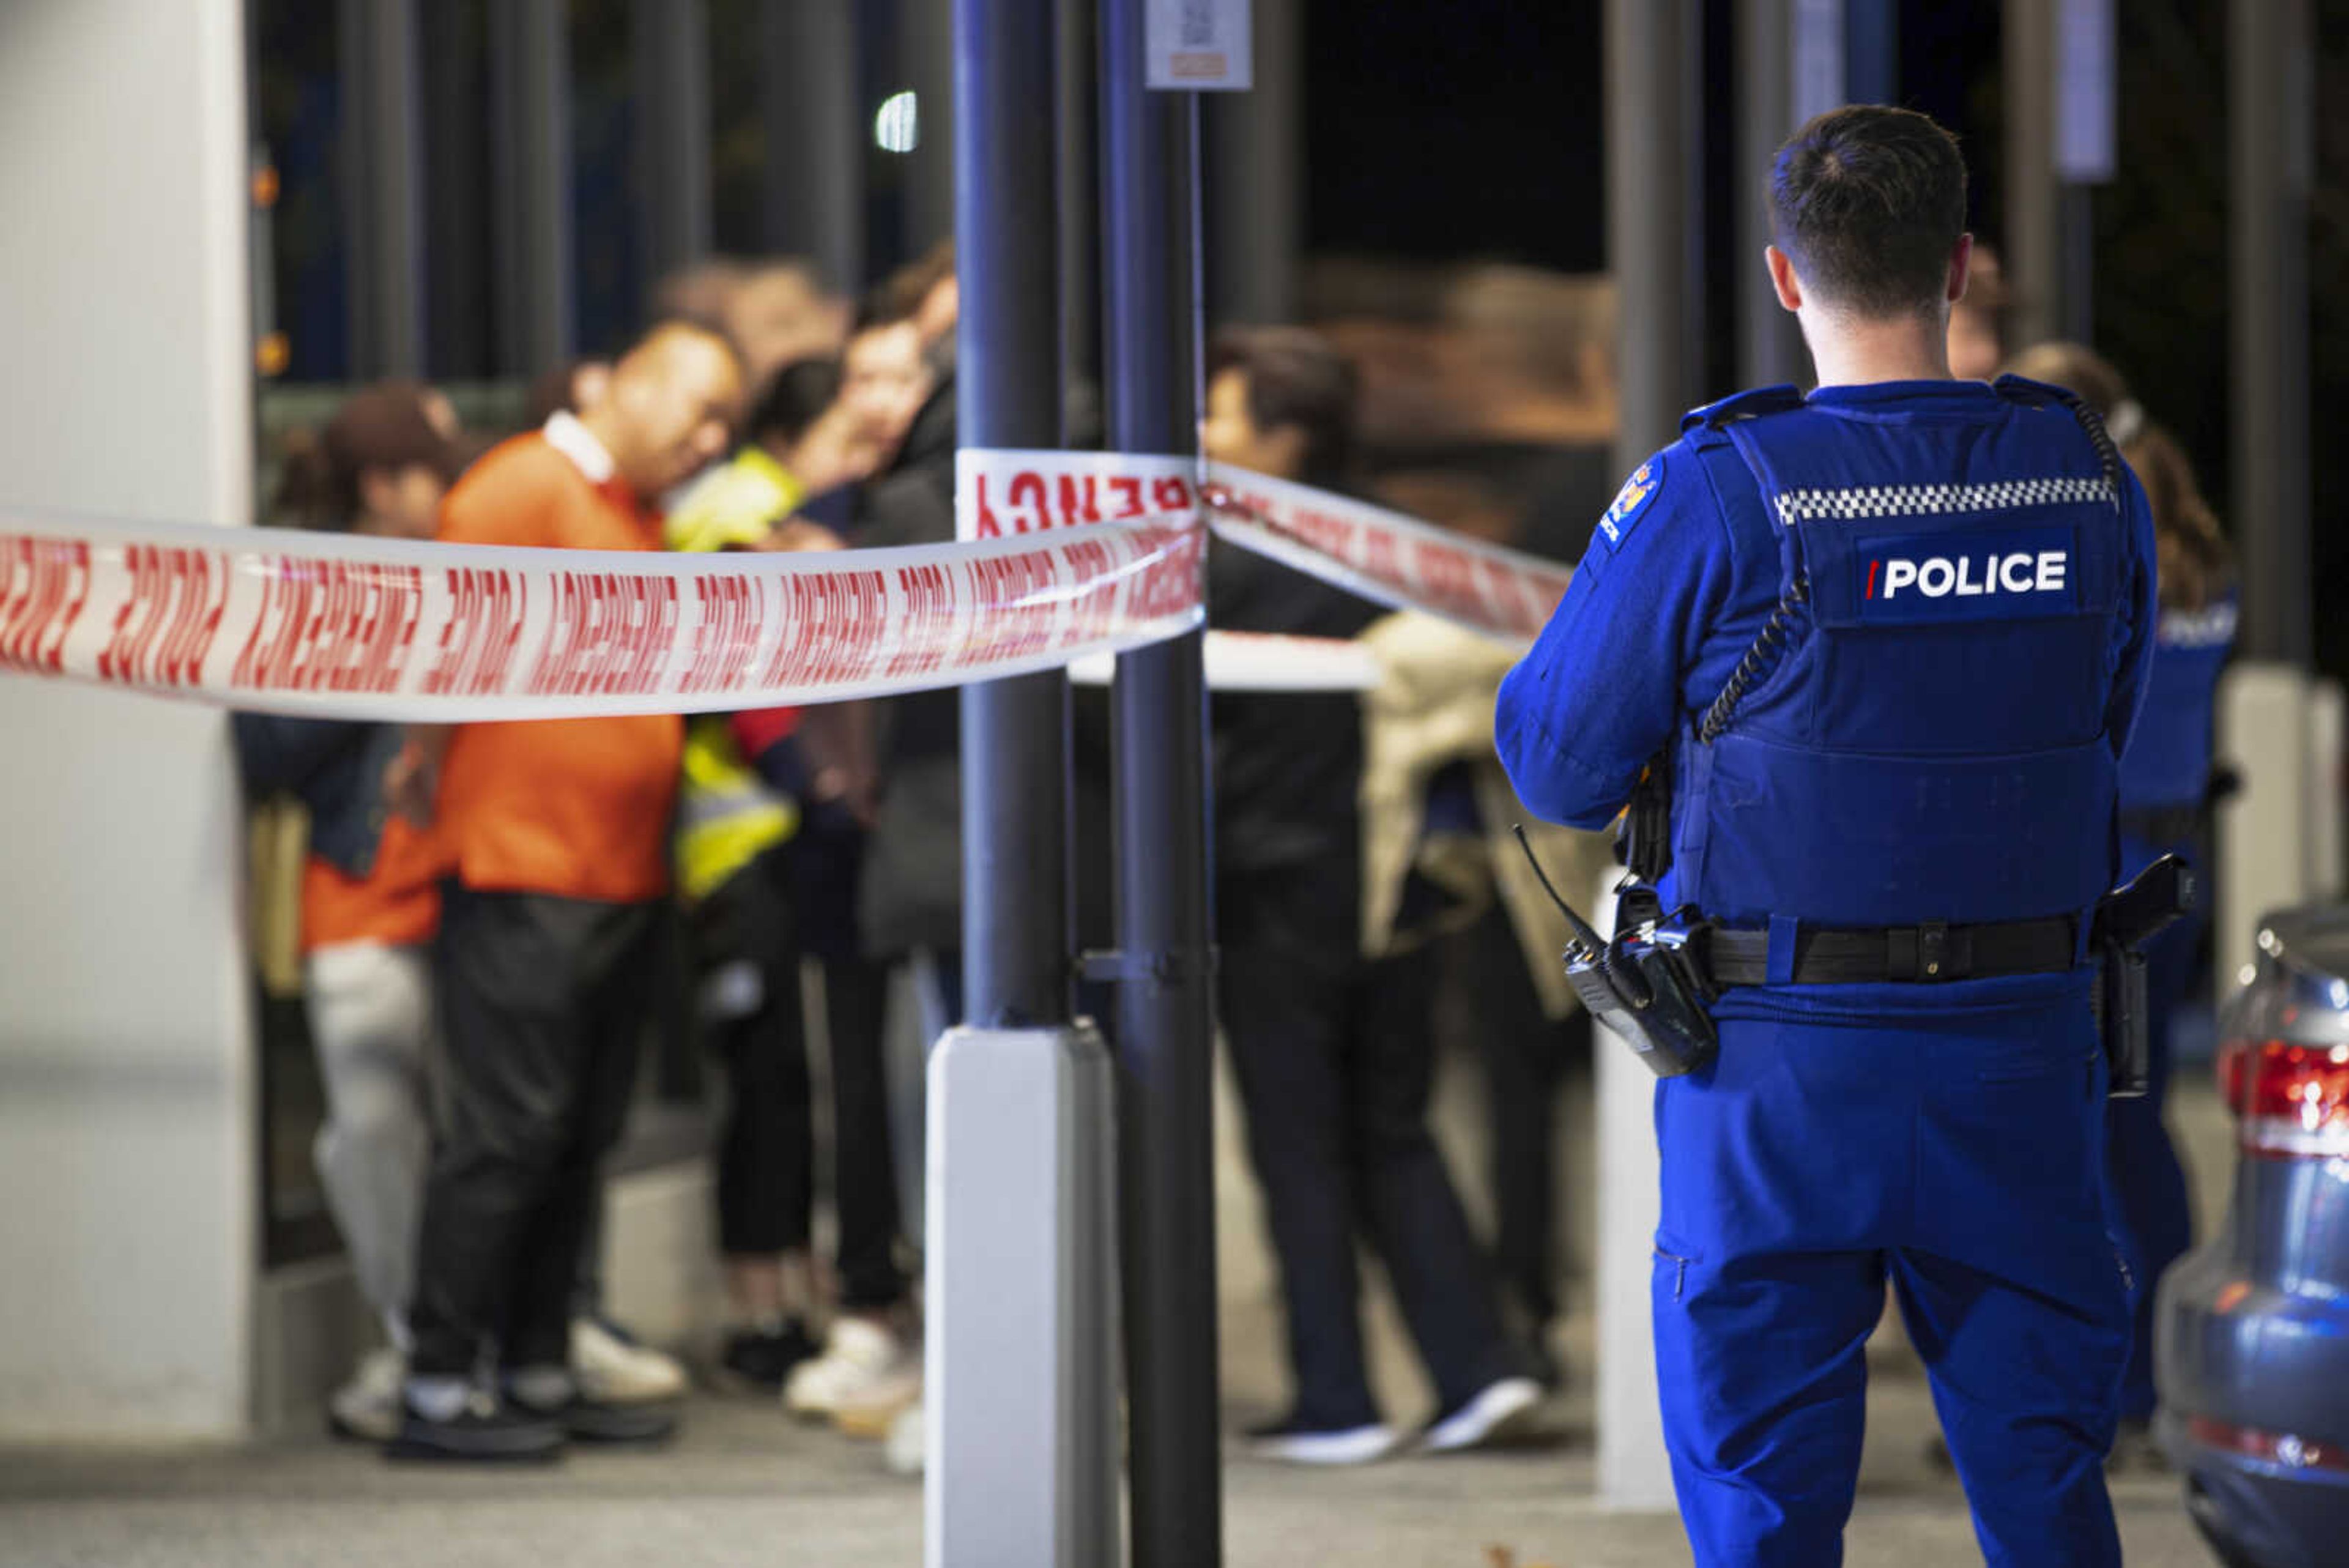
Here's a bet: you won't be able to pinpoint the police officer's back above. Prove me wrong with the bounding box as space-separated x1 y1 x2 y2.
1497 106 2157 1568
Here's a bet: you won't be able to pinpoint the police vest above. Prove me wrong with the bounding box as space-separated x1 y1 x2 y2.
2119 592 2235 816
1669 376 2132 932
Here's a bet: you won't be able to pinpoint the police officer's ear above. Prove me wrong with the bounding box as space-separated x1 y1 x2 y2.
1946 232 1976 308
1765 246 1803 314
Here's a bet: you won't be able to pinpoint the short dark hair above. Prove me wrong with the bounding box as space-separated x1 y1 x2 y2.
746 356 842 448
1771 105 1968 318
863 240 957 331
1207 326 1359 488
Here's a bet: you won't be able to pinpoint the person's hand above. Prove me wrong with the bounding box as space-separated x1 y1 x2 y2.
789 401 885 497
756 518 845 554
382 727 448 825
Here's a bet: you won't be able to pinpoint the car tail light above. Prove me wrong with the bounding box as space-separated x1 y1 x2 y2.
2216 1038 2349 1157
2186 1415 2349 1474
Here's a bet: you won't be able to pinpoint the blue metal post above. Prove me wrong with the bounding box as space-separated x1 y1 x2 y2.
957 0 1072 1028
1099 0 1222 1561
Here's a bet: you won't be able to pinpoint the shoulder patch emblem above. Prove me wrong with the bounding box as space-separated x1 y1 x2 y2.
1598 454 1664 547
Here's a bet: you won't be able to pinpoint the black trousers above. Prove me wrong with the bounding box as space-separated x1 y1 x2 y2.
1217 855 1523 1428
699 838 904 1310
409 885 656 1379
1455 904 1584 1331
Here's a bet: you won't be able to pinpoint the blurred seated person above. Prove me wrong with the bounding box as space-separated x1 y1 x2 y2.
232 381 467 1441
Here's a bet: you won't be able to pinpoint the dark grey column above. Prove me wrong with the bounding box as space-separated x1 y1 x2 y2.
2003 0 2059 350
338 0 427 376
490 0 573 377
1056 0 1100 406
2230 0 2314 665
757 0 862 289
905 0 958 253
1204 0 1301 325
633 0 713 294
1737 0 1806 388
1608 0 1704 461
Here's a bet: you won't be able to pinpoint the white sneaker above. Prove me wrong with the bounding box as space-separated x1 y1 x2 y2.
328 1345 406 1443
1421 1376 1543 1454
571 1317 687 1405
883 1400 925 1476
783 1317 911 1421
1247 1420 1399 1466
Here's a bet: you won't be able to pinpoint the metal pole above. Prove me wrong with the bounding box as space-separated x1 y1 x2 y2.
1737 0 1806 388
957 0 1071 1030
759 0 863 291
1842 0 1898 103
2003 0 2059 349
633 0 712 293
490 0 574 377
1204 0 1301 325
1609 0 1701 459
2231 0 2314 666
1099 0 1220 1562
339 0 426 376
1599 0 1699 1512
908 0 959 253
1057 0 1102 419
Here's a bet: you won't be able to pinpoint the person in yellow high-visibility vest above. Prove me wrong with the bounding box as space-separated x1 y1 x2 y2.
666 352 915 1402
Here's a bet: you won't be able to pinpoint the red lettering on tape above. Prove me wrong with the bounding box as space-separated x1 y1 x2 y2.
98 545 228 689
0 537 92 675
423 567 529 696
883 563 956 680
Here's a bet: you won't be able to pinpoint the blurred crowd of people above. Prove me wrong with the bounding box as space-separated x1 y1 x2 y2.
234 231 2232 1477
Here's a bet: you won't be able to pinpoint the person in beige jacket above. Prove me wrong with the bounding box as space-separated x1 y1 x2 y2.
1359 608 1618 1380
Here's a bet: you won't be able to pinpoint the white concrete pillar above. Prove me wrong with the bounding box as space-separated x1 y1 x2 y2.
0 0 254 1439
926 1024 1121 1568
1590 877 1677 1510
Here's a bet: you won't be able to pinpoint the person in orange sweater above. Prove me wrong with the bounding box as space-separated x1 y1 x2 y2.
234 381 470 1443
391 321 744 1463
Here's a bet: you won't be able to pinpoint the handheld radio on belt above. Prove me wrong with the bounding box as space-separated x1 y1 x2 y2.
1513 825 1718 1078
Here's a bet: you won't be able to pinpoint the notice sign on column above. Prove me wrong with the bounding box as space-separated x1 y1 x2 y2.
1148 0 1252 91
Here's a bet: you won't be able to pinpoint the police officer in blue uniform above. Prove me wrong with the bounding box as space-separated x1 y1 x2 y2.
2006 341 2241 1454
1497 107 2159 1565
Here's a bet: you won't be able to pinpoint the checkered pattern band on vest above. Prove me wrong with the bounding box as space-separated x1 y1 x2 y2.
1772 475 2117 530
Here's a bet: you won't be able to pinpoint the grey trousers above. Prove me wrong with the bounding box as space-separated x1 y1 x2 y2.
306 941 434 1334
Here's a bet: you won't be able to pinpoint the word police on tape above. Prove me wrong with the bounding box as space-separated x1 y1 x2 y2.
0 510 1203 720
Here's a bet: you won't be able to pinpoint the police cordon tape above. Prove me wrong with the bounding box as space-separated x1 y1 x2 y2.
0 457 1569 719
956 448 1575 644
0 508 1203 721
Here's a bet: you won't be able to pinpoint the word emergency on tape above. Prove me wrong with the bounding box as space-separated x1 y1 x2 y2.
0 510 1203 720
955 448 1573 645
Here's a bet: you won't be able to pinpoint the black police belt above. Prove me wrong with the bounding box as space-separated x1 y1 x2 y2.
2118 804 2202 845
1701 915 2079 986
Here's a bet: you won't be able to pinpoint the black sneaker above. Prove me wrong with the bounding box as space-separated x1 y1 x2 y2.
530 1394 680 1446
386 1392 565 1463
719 1320 818 1393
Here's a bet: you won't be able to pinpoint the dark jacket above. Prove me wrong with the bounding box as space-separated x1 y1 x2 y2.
852 376 1116 960
1208 532 1382 877
231 714 406 879
853 377 960 958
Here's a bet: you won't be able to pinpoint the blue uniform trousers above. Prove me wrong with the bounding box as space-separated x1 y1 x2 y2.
1652 977 2132 1567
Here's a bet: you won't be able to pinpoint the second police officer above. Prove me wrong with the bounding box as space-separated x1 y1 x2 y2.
1497 106 2159 1566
